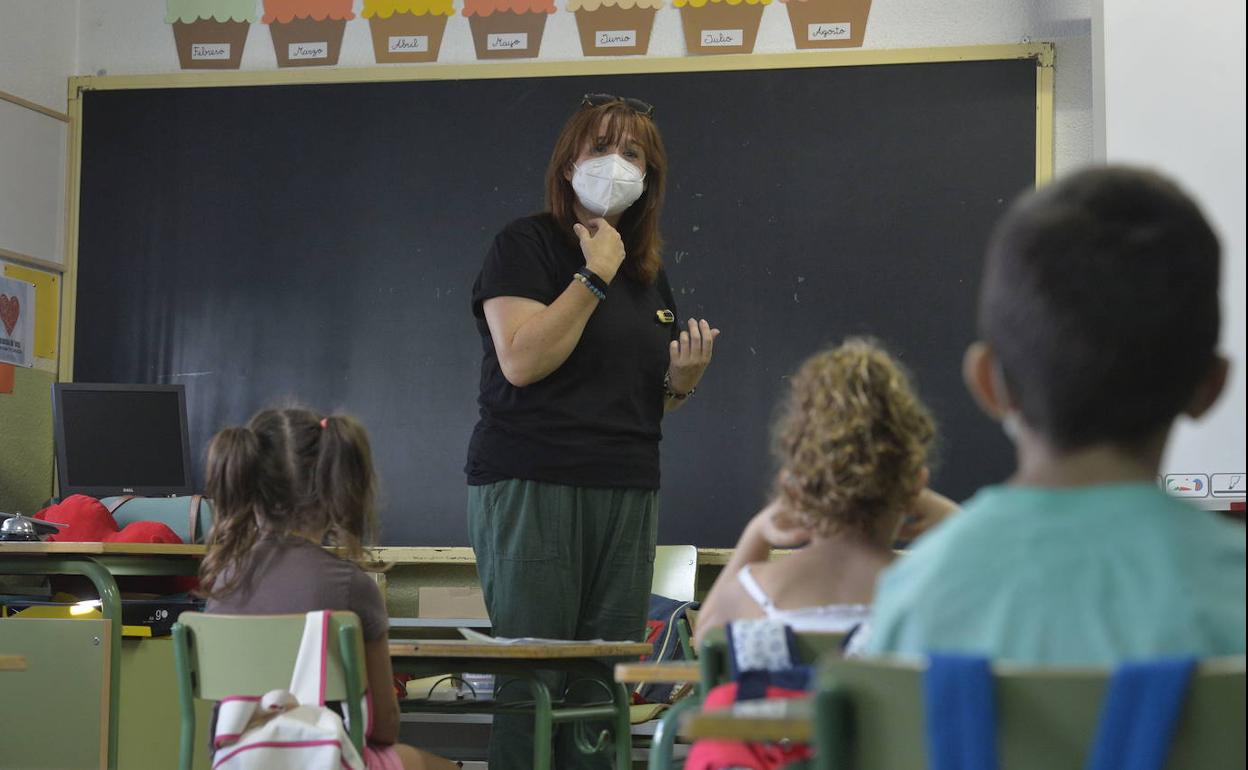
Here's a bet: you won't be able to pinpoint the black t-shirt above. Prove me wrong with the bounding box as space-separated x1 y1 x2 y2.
466 213 678 490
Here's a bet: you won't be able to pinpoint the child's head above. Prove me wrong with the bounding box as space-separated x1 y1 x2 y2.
772 337 935 542
199 408 378 597
967 166 1226 452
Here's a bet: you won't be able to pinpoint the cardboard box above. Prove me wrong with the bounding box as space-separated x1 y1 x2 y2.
418 586 488 619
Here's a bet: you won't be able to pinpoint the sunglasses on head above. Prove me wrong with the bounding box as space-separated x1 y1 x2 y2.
580 93 656 119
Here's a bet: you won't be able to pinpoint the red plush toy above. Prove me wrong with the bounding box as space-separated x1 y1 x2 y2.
34 494 183 544
34 495 197 594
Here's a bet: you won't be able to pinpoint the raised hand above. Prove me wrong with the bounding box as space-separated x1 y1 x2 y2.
667 318 720 396
752 496 813 549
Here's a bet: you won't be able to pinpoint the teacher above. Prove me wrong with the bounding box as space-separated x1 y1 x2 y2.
466 94 719 769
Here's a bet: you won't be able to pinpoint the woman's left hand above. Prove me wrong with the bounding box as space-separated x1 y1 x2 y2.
668 318 720 395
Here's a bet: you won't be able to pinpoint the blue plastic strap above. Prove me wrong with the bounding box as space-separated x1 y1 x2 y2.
1085 657 1196 770
923 653 998 770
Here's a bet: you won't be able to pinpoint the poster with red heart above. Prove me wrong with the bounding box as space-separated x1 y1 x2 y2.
0 275 35 367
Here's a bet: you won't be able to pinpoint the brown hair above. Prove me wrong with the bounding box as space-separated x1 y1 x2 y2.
772 338 936 539
545 100 668 285
198 408 378 599
982 166 1220 449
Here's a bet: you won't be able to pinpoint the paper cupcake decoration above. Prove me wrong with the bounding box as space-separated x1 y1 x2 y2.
263 0 355 67
364 0 454 62
166 0 257 69
779 0 869 48
462 0 556 59
568 0 662 56
673 0 770 55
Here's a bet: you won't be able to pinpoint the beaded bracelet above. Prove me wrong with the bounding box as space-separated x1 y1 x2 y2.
573 272 605 301
663 371 696 400
577 267 609 298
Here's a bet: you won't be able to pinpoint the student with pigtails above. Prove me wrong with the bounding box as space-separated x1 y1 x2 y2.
199 408 456 770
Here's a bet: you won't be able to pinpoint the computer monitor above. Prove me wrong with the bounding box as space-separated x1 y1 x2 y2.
52 383 194 497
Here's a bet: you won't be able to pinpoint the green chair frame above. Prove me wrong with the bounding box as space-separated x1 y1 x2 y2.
172 611 368 770
812 655 1248 770
647 626 846 770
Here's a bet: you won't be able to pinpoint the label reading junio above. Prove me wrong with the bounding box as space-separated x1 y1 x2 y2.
289 41 329 60
596 30 637 48
487 33 528 51
700 29 743 47
389 35 430 53
808 22 850 41
191 43 231 60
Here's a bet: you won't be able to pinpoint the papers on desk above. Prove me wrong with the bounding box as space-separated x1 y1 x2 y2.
457 627 616 645
733 698 798 717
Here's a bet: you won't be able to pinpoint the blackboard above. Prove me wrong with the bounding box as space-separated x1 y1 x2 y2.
74 55 1039 546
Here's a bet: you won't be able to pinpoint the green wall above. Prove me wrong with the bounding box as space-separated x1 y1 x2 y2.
0 365 55 514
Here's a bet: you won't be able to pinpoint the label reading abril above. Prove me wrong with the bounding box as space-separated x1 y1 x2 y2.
700 29 743 47
808 22 851 41
389 35 430 53
191 43 231 60
487 33 528 51
289 41 330 60
596 30 638 48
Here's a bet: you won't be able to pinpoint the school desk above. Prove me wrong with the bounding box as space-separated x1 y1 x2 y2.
390 637 652 770
615 661 702 685
0 541 205 770
0 543 732 769
372 546 751 622
681 694 813 743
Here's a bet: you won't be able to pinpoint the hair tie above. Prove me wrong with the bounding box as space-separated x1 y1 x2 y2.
320 417 329 429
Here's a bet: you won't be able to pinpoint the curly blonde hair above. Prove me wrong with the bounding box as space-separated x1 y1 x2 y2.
772 338 935 538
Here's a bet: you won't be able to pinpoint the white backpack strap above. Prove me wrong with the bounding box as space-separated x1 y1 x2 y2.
288 611 331 707
356 687 374 739
213 696 261 749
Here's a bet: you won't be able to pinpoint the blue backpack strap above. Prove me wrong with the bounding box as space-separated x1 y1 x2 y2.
924 653 999 770
1085 656 1196 770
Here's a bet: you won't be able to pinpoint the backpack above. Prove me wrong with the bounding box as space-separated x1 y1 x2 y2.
211 611 368 770
635 593 699 704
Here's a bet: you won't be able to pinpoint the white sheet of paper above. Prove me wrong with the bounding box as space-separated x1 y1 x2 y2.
457 628 615 645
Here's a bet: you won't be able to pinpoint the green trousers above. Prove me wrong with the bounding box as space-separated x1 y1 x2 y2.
468 479 657 770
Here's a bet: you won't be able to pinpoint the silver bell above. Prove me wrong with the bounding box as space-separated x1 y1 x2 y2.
0 513 42 541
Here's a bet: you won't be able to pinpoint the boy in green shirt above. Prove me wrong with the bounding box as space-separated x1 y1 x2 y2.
866 167 1246 665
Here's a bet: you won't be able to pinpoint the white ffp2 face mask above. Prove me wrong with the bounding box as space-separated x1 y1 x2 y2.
571 154 646 217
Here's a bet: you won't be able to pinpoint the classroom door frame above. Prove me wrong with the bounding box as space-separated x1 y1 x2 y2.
57 42 1054 380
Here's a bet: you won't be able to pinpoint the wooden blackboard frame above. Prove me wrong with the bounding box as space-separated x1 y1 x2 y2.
59 45 1056 543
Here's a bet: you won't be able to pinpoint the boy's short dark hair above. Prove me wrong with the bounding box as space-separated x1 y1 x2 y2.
980 166 1221 449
